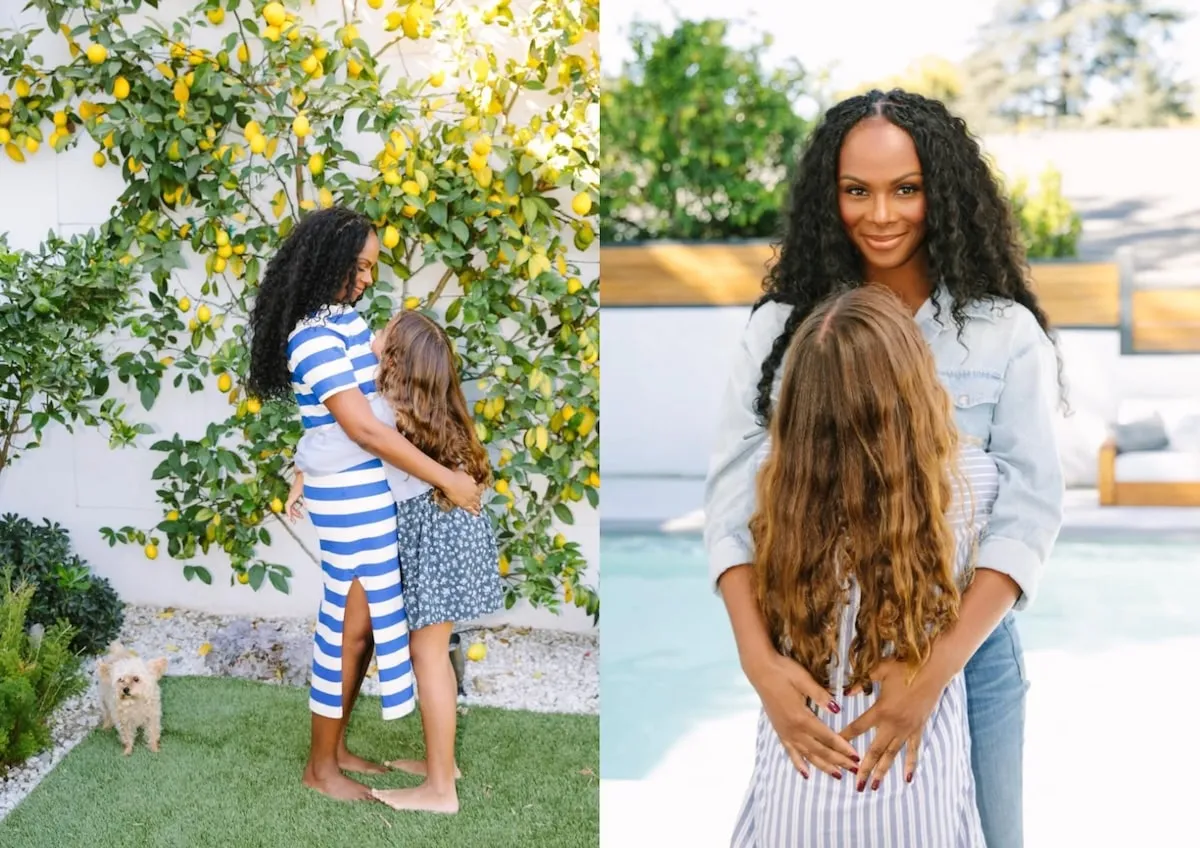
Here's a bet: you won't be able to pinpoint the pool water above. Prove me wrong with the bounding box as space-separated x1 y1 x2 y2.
600 532 1200 781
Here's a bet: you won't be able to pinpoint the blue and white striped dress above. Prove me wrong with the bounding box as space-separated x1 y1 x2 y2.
288 304 416 721
732 444 999 847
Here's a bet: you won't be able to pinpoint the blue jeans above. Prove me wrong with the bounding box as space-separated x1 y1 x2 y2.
964 612 1029 848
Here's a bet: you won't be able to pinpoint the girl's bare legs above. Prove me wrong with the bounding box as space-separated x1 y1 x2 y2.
374 621 460 813
302 579 374 801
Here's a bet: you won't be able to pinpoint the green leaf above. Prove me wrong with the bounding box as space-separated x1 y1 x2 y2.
268 570 288 593
249 564 266 591
553 503 575 525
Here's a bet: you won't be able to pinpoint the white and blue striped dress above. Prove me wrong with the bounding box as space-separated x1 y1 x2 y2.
288 304 416 721
732 444 999 847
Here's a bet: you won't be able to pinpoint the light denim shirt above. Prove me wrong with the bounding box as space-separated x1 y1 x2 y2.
702 285 1065 610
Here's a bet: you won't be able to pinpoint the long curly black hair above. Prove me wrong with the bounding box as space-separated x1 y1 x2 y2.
247 206 373 401
753 88 1065 424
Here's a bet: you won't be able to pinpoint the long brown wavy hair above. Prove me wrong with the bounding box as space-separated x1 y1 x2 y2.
374 310 492 509
750 284 964 694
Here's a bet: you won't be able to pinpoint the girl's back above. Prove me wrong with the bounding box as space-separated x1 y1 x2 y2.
731 444 996 847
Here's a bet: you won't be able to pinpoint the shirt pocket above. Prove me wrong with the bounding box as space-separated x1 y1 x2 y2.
940 370 1003 448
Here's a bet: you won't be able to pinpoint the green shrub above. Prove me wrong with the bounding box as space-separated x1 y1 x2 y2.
1007 164 1083 259
0 573 86 772
0 515 124 656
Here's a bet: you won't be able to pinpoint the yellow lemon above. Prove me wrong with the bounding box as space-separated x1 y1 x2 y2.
178 296 191 312
472 137 492 157
53 111 68 128
498 555 510 576
340 24 358 47
554 533 567 549
587 471 600 488
494 479 509 495
92 151 105 167
466 642 487 662
382 225 400 249
567 277 583 294
111 76 130 99
367 0 383 7
571 192 592 216
6 143 25 163
215 229 230 247
307 152 324 175
237 42 250 63
263 2 286 27
86 43 107 64
385 11 403 31
206 7 224 25
197 304 212 322
13 79 30 98
189 318 199 331
166 510 180 521
472 57 489 80
144 543 158 560
403 295 420 310
301 54 320 76
270 497 284 514
292 113 311 137
263 24 280 41
237 571 250 584
318 187 334 209
249 134 266 154
401 179 420 196
24 137 38 154
429 70 445 87
217 373 232 392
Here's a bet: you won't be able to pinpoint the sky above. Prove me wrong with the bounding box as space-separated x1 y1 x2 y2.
601 0 1200 116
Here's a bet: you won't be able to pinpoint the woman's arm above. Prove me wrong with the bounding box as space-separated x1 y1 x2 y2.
841 315 1064 788
325 390 481 513
705 304 859 777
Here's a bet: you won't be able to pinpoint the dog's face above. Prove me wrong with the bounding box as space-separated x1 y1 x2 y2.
99 655 168 701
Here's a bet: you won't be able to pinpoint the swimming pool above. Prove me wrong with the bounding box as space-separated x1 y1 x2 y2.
600 532 1200 781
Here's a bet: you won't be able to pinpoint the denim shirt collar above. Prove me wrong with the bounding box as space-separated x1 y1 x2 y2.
914 283 998 339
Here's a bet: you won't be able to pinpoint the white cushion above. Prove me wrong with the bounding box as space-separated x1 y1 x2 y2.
1114 450 1200 482
1167 414 1200 452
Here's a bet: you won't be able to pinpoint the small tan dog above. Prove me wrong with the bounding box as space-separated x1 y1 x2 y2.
97 641 168 755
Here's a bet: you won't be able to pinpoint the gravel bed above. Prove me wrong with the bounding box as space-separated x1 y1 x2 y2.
0 604 597 822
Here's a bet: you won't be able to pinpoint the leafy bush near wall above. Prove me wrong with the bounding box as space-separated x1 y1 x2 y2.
1008 164 1083 259
1 0 600 621
0 574 86 772
0 514 125 656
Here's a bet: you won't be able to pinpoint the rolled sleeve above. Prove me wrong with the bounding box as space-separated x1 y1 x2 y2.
703 303 790 591
977 325 1065 610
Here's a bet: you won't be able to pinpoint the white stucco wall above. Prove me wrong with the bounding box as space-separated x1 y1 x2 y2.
601 305 1200 515
0 0 598 632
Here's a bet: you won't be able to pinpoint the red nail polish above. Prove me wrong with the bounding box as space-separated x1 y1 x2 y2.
856 781 866 793
831 772 842 781
851 753 861 763
848 766 858 775
905 773 913 784
828 700 841 714
871 779 880 791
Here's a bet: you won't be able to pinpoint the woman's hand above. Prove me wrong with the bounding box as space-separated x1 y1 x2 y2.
443 469 483 514
748 652 861 780
840 660 946 791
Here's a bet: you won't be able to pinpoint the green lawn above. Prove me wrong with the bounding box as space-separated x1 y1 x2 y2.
0 677 598 848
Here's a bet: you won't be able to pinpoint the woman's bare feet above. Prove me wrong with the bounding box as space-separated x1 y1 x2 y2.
302 764 373 801
384 758 462 779
337 746 389 775
372 783 459 814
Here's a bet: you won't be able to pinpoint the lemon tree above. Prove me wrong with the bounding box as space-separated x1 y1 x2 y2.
2 0 599 621
0 229 152 476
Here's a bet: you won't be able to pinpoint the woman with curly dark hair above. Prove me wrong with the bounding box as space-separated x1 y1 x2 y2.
247 205 482 803
704 90 1064 847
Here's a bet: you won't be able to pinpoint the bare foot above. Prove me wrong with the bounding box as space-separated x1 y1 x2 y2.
337 748 389 775
372 783 459 814
384 758 462 780
302 765 373 801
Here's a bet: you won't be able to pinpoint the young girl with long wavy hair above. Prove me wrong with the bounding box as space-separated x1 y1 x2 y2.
289 309 501 814
734 284 990 846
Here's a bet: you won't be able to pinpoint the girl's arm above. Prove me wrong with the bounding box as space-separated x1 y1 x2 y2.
286 469 305 521
326 390 481 513
291 325 481 514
